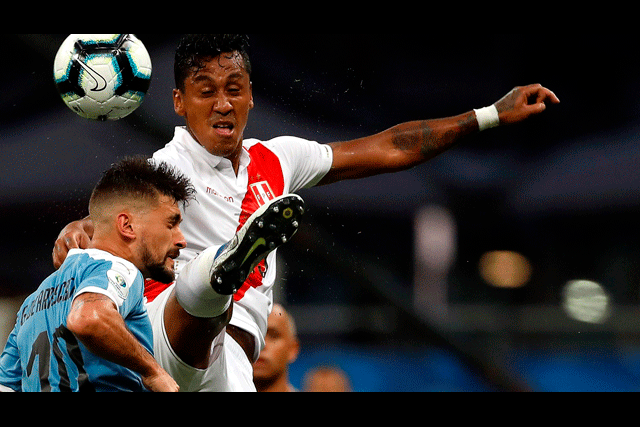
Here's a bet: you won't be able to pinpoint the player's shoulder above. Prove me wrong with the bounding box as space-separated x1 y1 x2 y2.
69 249 143 305
69 249 140 287
153 127 197 172
244 136 321 158
153 141 192 171
245 135 316 147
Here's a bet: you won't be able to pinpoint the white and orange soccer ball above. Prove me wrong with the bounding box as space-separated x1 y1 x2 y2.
54 34 152 121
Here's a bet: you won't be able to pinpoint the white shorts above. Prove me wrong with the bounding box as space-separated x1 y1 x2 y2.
145 285 256 392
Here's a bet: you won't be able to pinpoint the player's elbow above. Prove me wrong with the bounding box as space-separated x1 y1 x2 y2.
67 311 99 341
67 302 109 342
381 149 424 173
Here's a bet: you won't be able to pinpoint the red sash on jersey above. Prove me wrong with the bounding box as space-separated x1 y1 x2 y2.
234 143 284 301
145 279 173 304
144 143 285 304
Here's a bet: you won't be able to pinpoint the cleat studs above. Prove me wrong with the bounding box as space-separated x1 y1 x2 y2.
273 206 280 214
258 221 264 229
292 221 299 228
283 208 294 219
281 235 288 244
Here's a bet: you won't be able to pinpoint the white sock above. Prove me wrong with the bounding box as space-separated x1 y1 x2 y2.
175 246 232 319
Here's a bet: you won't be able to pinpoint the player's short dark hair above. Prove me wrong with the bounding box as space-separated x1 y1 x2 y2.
90 156 196 211
174 34 251 91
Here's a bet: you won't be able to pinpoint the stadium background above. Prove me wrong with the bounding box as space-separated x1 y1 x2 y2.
3 34 640 391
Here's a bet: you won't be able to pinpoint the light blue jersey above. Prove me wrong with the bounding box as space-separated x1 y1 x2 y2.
0 249 153 392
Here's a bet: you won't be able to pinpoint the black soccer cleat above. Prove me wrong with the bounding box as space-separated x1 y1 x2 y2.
210 194 305 295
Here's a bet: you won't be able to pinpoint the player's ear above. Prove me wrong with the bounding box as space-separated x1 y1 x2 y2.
288 338 300 364
116 212 136 240
173 89 185 117
249 82 254 110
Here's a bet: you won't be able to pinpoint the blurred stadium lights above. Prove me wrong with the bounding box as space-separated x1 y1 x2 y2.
413 205 457 326
479 251 533 289
562 280 611 325
410 206 634 334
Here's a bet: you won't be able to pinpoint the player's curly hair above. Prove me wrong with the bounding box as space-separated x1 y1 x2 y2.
90 156 196 212
174 34 251 91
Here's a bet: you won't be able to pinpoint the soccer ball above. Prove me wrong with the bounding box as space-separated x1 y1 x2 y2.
54 34 152 121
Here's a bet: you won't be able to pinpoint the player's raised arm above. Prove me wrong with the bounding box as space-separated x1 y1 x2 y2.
320 84 560 185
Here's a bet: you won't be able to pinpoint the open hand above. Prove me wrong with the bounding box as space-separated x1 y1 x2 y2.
494 84 560 125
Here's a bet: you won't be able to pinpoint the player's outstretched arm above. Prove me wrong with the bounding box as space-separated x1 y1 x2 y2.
320 84 560 185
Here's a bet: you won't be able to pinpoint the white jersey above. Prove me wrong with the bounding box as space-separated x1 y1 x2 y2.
152 127 333 360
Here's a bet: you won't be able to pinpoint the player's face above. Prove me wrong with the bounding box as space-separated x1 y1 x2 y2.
253 308 299 382
137 196 187 283
173 52 254 167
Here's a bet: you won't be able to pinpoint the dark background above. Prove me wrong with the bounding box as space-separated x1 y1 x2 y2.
3 34 640 391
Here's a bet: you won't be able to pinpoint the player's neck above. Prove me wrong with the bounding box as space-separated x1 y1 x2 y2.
89 237 135 267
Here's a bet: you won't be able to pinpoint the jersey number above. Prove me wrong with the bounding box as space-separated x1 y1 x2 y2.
26 326 94 392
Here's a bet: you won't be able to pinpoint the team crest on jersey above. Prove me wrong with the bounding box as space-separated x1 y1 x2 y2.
250 181 275 206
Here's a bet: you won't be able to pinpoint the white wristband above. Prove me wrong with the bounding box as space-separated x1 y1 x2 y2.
474 105 500 132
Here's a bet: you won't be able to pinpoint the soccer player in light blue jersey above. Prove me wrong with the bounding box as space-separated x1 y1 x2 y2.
0 157 194 392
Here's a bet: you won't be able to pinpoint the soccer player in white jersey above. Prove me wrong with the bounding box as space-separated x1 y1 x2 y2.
1 157 193 392
52 35 560 392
